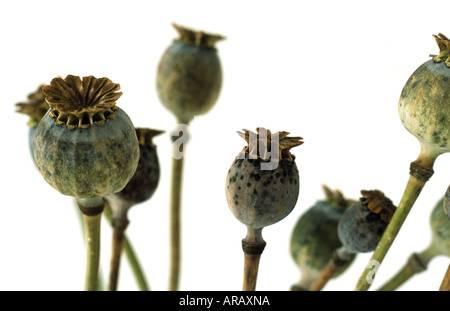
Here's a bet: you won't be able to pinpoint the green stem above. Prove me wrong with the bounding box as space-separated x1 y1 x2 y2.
82 212 102 291
108 227 126 291
103 201 150 291
168 155 184 291
354 150 437 291
75 203 104 291
377 244 439 291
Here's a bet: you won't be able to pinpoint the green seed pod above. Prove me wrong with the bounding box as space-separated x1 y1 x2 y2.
156 23 224 124
15 84 49 164
398 33 450 161
112 128 163 205
33 75 139 199
430 196 450 257
290 185 357 290
338 190 396 254
226 128 303 230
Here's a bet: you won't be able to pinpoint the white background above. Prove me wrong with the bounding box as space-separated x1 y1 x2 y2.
0 0 449 291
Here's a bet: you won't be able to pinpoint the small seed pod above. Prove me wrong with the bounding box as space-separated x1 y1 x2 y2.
33 75 140 199
290 185 357 290
337 190 396 254
110 128 163 207
399 33 450 167
225 127 303 291
156 23 224 124
226 128 303 230
15 84 49 163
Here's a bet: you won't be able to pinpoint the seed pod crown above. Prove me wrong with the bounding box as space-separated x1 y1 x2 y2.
43 75 122 130
15 84 49 127
237 127 303 162
172 23 224 48
360 189 396 223
431 33 450 66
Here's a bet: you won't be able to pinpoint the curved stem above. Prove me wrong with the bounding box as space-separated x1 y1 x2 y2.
103 200 150 291
377 244 439 291
439 263 450 291
354 150 438 291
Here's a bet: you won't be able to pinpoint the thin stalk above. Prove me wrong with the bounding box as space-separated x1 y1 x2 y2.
354 149 438 291
439 263 450 291
242 227 266 291
168 155 184 291
108 224 127 291
377 244 440 291
310 247 354 291
309 261 336 291
103 200 150 291
107 199 130 291
82 212 102 291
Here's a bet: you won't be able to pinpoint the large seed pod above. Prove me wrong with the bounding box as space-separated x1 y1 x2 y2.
338 190 396 254
398 33 450 159
290 186 357 290
33 75 139 199
225 128 303 229
156 23 224 124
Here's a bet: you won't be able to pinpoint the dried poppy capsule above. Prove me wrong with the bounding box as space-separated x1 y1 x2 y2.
338 190 396 254
356 34 450 290
310 190 396 291
156 23 224 124
15 84 49 164
33 75 139 291
34 75 140 199
106 127 163 291
290 185 357 291
225 127 303 290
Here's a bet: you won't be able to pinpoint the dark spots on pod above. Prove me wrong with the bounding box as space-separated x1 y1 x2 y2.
233 194 238 200
234 201 238 206
247 182 252 187
253 189 258 195
229 172 238 184
240 175 244 180
444 76 448 82
238 186 241 190
250 172 261 181
433 131 441 144
263 180 270 187
411 80 420 89
275 173 280 178
227 168 231 174
280 178 284 184
439 114 446 123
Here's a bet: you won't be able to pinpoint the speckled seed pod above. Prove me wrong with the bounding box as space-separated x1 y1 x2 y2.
113 128 163 205
156 23 224 124
398 33 450 159
337 190 396 254
15 84 49 164
33 75 139 199
226 128 303 229
290 186 357 290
